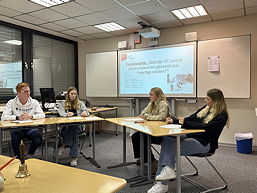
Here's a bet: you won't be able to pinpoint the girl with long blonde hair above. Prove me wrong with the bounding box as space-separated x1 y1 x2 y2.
132 87 170 174
148 88 228 193
57 87 89 166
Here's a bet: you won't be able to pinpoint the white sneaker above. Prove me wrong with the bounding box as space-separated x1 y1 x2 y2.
70 158 78 167
156 166 176 181
57 146 65 157
147 182 168 193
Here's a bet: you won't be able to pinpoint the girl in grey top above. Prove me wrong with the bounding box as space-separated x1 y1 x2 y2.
57 87 89 166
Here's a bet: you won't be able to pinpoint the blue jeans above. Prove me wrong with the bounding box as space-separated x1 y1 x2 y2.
157 136 210 185
61 125 81 158
11 129 42 158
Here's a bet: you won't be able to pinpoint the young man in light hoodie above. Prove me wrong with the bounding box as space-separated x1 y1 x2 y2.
1 83 45 158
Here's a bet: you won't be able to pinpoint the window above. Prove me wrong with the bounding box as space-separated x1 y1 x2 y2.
0 25 22 97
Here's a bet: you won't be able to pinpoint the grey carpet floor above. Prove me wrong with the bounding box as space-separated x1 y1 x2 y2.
8 132 257 193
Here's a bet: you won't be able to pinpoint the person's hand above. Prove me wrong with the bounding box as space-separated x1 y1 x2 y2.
166 117 173 124
67 112 74 117
19 112 32 120
178 117 185 125
81 111 88 117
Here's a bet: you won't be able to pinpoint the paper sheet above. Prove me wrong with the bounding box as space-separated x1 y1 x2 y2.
160 124 182 129
68 117 83 120
11 120 33 123
124 118 144 122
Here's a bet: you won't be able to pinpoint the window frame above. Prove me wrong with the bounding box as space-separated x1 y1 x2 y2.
0 21 78 103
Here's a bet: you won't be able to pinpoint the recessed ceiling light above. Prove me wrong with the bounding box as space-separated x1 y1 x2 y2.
29 0 71 7
195 5 208 16
94 22 125 32
187 7 200 17
172 10 186 20
4 40 22 45
180 8 192 18
171 5 207 19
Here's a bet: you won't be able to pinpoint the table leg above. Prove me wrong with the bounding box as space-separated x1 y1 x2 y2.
79 122 101 168
108 126 136 169
115 109 118 136
55 125 59 163
44 126 48 160
176 135 181 193
89 125 92 147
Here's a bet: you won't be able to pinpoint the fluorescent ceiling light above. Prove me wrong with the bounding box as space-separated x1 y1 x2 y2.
195 5 208 16
180 8 192 18
4 40 22 45
187 7 200 17
29 0 71 7
172 10 186 20
172 5 207 19
94 22 125 32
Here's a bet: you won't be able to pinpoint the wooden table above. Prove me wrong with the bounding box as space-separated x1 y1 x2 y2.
0 116 104 168
105 117 204 193
0 155 127 193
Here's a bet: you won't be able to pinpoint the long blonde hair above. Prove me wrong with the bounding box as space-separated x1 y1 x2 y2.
197 88 228 123
149 87 167 112
64 87 80 110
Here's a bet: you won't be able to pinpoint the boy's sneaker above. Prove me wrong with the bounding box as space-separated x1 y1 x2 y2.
70 158 78 167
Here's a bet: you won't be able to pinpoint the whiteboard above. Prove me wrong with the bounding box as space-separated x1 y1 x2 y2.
86 51 117 97
198 35 250 98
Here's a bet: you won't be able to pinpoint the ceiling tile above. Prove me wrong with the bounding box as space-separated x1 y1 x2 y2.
0 6 23 17
117 0 150 6
153 20 182 29
158 0 202 10
50 2 93 17
29 9 68 22
78 35 96 40
110 29 133 35
115 17 142 29
246 6 257 15
211 9 244 20
73 26 103 34
0 0 43 13
40 23 68 31
181 15 212 25
99 7 137 20
62 29 85 37
141 11 177 23
202 0 243 14
126 0 167 16
91 32 114 38
75 12 113 25
54 19 88 29
75 0 119 11
245 0 257 7
14 14 47 25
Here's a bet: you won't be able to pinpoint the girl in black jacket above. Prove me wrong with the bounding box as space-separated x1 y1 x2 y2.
147 88 228 193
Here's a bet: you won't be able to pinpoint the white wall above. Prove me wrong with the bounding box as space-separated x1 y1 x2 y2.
78 14 257 145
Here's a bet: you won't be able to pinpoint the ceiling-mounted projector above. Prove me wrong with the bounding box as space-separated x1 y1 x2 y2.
139 27 160 39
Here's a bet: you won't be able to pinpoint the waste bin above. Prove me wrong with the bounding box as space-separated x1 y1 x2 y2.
235 133 253 154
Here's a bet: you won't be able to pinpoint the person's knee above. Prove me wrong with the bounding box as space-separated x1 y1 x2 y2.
31 133 42 146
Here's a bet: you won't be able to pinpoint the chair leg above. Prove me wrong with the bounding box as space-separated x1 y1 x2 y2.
200 156 227 193
182 156 198 177
183 156 227 193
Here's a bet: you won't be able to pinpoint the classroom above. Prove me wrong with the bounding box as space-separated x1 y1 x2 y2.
0 0 257 193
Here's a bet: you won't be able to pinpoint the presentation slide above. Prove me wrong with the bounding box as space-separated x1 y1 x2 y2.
0 62 22 93
118 42 196 97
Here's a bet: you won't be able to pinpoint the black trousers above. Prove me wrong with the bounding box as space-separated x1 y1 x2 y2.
132 131 163 163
